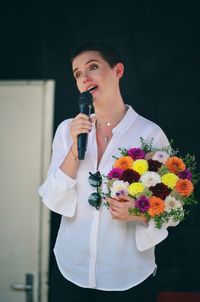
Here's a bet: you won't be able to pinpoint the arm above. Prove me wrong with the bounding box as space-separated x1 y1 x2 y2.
38 114 92 216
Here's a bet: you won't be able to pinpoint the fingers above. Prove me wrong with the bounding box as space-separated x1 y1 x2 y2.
73 113 91 121
110 207 120 220
107 196 135 222
70 113 94 143
107 195 135 208
107 197 121 208
108 197 148 223
108 198 125 220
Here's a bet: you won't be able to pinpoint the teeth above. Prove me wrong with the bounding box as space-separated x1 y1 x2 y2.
88 86 97 92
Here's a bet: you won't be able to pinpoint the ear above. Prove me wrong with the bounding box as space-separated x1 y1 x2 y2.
115 63 124 79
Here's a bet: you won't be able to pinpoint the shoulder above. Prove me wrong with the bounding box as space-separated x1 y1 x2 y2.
128 106 169 147
137 115 169 147
128 105 160 130
129 105 162 133
137 113 161 130
52 118 73 147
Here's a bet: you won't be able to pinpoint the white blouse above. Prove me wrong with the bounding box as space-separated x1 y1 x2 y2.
39 105 173 291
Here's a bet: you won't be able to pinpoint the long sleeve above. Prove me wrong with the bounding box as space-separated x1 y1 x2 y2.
135 220 168 251
38 120 78 217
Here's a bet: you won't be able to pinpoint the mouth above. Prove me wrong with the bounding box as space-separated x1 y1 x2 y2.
87 85 98 93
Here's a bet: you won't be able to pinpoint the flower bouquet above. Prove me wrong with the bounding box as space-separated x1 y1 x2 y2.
104 138 199 229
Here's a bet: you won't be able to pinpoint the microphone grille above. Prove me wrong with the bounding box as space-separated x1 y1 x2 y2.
79 91 93 105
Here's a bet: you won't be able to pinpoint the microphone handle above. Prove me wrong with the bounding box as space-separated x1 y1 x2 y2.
77 104 93 160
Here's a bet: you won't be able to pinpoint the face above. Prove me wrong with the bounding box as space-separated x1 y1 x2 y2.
72 50 124 101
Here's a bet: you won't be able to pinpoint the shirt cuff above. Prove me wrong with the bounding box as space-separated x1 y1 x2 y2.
135 220 168 251
39 168 78 217
55 168 77 188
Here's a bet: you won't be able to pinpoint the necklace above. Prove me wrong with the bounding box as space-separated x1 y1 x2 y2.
96 107 127 145
104 133 112 144
96 106 127 129
96 125 112 145
96 119 114 145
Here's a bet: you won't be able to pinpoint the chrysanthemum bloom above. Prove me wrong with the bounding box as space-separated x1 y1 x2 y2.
165 195 183 212
152 151 169 164
128 148 146 160
114 156 133 170
132 159 148 175
145 151 156 161
120 169 140 184
165 156 186 174
135 195 150 213
128 182 145 196
148 196 165 217
107 168 123 180
110 180 129 198
140 171 161 188
175 179 194 197
147 159 162 172
149 183 171 199
161 173 179 189
178 169 192 180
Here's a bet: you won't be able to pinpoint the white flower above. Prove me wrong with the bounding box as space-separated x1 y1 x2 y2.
152 151 169 163
110 180 129 198
165 195 183 212
140 171 161 188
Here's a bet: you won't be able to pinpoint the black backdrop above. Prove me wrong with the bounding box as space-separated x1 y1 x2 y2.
0 0 200 298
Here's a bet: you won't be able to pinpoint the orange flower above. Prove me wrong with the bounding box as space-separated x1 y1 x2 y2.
148 197 165 217
114 156 133 170
175 179 194 197
165 156 186 173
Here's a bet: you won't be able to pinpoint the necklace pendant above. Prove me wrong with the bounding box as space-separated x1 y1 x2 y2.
104 136 109 144
106 122 111 126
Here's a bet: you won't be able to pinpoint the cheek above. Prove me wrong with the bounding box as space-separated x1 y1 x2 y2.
76 80 83 93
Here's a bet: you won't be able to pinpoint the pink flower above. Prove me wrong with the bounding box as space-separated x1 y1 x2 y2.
128 148 146 160
107 168 123 180
135 195 150 213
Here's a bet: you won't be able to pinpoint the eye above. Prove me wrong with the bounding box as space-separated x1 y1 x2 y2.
89 64 98 71
74 71 81 79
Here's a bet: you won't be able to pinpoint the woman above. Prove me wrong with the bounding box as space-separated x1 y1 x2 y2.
39 42 173 301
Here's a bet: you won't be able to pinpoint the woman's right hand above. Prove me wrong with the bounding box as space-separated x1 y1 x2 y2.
69 113 94 155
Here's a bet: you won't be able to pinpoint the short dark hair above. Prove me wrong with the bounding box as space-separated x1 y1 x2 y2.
70 41 123 68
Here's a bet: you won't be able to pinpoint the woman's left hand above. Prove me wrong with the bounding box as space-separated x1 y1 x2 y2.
107 195 147 223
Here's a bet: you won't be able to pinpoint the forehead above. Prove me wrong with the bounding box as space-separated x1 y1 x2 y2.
72 50 105 69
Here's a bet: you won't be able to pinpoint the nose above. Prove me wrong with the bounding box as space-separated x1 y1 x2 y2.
83 75 92 84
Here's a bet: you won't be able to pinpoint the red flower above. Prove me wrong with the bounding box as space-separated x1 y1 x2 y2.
120 169 140 184
148 159 162 172
149 183 171 199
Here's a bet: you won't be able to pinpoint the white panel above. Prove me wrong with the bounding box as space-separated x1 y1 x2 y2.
0 81 54 302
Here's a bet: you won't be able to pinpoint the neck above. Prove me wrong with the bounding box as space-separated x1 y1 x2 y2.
94 98 127 146
94 97 127 128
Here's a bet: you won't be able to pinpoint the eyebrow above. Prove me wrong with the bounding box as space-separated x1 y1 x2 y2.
73 59 100 75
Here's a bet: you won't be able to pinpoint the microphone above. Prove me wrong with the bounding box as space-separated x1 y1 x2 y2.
77 91 93 160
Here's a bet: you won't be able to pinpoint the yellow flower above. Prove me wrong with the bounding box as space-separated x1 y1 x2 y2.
132 159 148 175
128 182 145 196
161 173 179 189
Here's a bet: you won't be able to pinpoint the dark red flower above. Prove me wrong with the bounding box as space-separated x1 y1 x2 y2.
149 183 171 199
120 169 140 184
148 159 162 172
